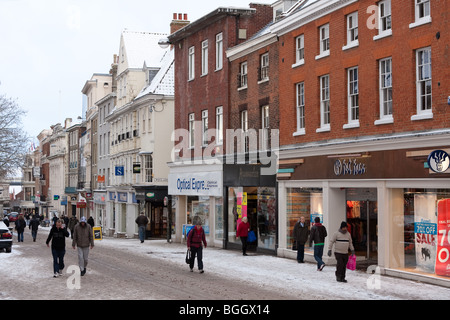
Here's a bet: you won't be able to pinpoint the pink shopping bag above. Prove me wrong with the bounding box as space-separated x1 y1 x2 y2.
347 254 356 271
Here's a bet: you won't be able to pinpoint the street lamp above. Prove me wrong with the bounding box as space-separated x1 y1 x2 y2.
158 37 171 49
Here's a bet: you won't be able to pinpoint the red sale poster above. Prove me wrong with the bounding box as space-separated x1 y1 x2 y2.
436 199 450 277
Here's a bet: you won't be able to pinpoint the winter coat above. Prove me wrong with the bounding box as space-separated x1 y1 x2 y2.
29 216 40 231
309 223 327 247
72 223 94 248
328 229 355 254
46 226 69 250
236 221 250 238
68 217 78 231
15 218 26 233
135 215 149 227
187 226 207 249
293 221 309 245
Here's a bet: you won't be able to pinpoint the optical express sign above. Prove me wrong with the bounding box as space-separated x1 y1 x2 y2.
168 172 222 197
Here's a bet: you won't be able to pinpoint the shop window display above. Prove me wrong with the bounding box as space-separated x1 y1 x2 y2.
187 196 210 235
398 189 450 278
228 187 276 251
286 188 323 251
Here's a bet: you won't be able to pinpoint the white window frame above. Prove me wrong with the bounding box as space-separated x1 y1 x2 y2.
315 24 330 60
216 106 223 145
241 110 248 153
412 47 433 120
261 105 270 150
201 39 208 76
294 82 306 136
374 0 392 40
239 61 248 89
293 34 305 68
259 53 269 82
188 46 195 81
375 57 394 125
317 74 331 132
343 12 359 50
344 67 360 129
144 155 153 183
202 110 208 147
215 33 223 71
188 113 195 148
410 0 431 28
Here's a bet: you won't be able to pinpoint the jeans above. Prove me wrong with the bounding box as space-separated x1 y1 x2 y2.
189 246 203 270
17 232 24 242
296 244 305 262
77 247 90 271
313 245 325 269
31 230 38 241
138 226 146 242
52 249 66 273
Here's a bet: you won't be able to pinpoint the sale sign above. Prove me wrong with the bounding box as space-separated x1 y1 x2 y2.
435 199 450 277
414 194 437 273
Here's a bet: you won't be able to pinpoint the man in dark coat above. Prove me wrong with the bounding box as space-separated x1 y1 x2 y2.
293 216 309 263
29 214 40 242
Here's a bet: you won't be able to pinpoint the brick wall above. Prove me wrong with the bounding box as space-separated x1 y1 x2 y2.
277 0 449 147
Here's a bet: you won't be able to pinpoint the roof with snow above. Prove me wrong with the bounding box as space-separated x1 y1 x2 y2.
121 30 168 69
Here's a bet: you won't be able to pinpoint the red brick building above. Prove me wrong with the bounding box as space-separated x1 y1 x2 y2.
271 0 450 286
167 4 275 250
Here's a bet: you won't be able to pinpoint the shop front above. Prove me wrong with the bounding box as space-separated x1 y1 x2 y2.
168 163 223 247
134 186 173 239
278 145 450 287
223 163 277 254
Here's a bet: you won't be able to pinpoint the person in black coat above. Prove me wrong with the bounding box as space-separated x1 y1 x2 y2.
293 216 309 263
46 219 69 277
29 214 40 242
15 214 26 242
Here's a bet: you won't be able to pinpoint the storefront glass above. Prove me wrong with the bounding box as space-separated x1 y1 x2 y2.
187 196 210 235
228 187 276 251
286 188 323 250
391 189 450 278
215 197 223 241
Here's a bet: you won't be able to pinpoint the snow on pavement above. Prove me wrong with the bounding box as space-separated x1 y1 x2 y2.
94 236 450 300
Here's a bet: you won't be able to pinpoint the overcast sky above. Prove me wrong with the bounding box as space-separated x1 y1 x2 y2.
0 0 271 142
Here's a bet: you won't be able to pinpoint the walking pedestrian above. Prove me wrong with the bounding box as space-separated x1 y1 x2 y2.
135 212 149 243
68 215 78 239
187 217 207 273
309 216 327 271
236 216 250 256
87 216 94 228
29 214 40 242
46 219 69 278
15 214 26 242
72 216 94 276
328 221 355 283
293 216 309 263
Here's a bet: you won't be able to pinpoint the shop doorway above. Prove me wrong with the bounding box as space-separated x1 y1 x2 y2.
346 188 378 262
228 186 276 252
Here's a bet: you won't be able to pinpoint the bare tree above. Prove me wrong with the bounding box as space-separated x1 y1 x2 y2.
0 87 30 179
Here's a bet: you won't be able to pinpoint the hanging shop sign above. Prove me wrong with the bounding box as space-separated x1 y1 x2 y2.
428 150 450 173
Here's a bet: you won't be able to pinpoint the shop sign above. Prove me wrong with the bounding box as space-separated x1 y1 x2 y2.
427 150 450 173
93 227 102 241
334 158 366 176
168 171 222 197
115 166 124 176
118 192 128 202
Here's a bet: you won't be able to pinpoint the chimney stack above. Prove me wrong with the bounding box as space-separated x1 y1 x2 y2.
170 13 190 34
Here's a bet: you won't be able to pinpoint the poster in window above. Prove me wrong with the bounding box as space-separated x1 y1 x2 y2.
436 199 450 277
414 194 437 273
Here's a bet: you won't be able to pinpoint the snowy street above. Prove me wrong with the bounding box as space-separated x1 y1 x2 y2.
1 227 449 303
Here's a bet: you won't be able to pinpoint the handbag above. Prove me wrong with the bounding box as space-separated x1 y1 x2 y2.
247 230 256 243
185 249 191 264
346 254 356 271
